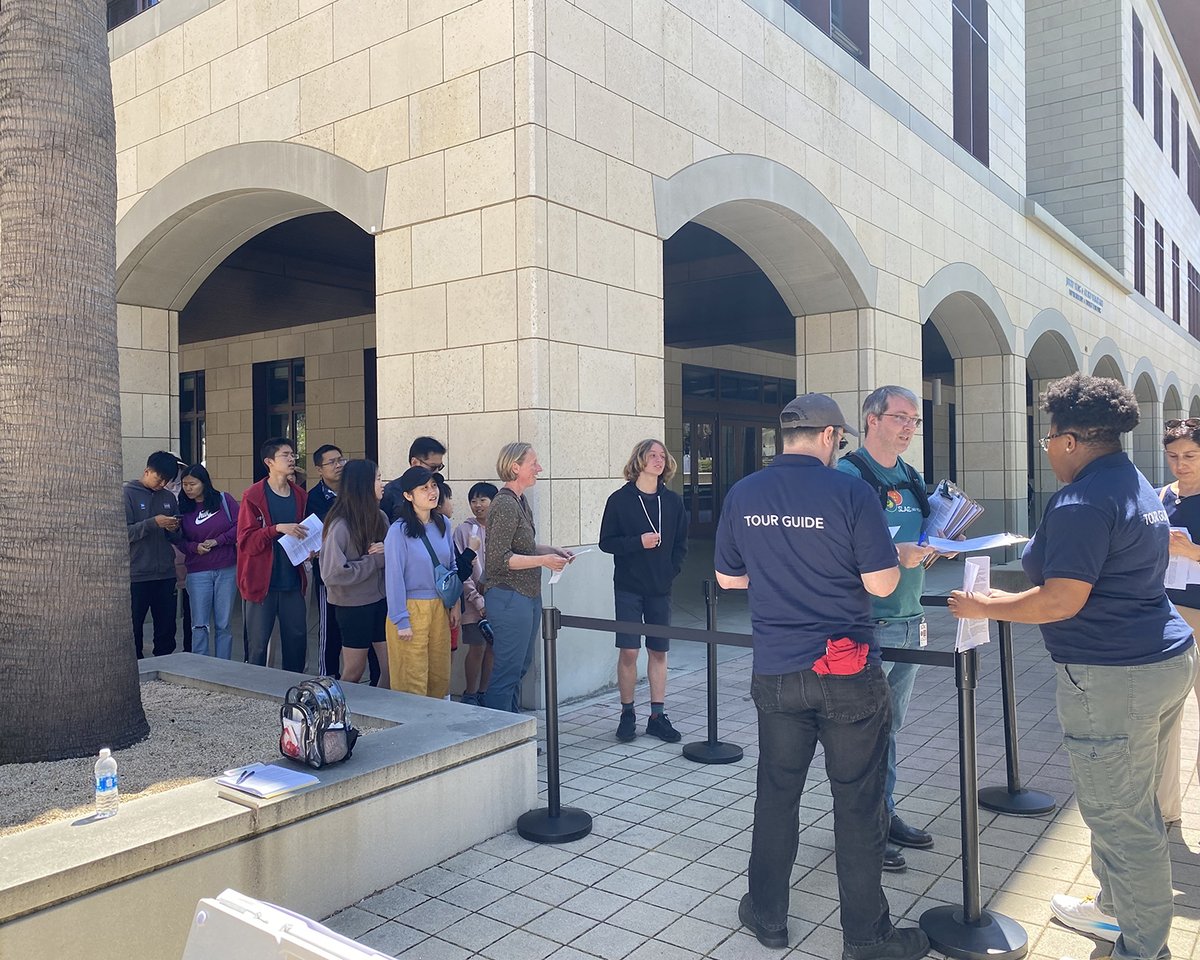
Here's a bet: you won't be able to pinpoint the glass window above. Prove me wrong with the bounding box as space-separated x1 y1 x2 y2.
682 365 717 400
1132 12 1144 116
179 370 206 466
720 372 762 403
253 358 306 478
952 0 989 166
786 0 869 68
1154 222 1165 311
1173 243 1181 324
1153 56 1163 149
1172 92 1180 175
1133 195 1146 295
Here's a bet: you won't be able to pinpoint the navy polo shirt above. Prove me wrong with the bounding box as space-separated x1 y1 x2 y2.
714 454 899 675
1022 451 1193 665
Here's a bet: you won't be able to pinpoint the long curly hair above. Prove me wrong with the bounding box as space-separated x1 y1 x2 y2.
1041 373 1139 444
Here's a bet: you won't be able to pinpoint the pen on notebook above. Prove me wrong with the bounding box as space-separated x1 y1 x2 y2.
236 769 255 785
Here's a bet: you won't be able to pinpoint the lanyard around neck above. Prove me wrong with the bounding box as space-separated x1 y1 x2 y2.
639 491 661 537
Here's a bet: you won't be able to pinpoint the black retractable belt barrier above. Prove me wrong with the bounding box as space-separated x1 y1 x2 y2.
977 620 1056 816
682 581 744 764
517 607 593 844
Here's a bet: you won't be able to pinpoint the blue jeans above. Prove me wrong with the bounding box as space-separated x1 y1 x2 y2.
1056 646 1197 960
186 566 237 659
875 617 923 815
748 665 894 944
481 587 540 713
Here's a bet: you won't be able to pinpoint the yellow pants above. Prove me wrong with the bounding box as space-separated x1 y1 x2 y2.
387 598 451 698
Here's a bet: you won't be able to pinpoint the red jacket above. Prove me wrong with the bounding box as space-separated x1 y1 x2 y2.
237 479 309 604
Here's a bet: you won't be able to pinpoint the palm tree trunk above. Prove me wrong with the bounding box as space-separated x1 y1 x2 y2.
0 1 148 762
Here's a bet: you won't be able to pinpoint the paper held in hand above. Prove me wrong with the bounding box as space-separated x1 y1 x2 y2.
281 514 323 566
548 548 593 585
925 532 1029 554
1165 527 1200 590
955 556 992 652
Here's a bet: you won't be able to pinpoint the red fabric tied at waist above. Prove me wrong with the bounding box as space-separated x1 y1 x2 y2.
811 638 868 676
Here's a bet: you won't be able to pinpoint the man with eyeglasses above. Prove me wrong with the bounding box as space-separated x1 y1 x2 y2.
381 436 447 521
236 437 310 672
716 394 927 960
307 445 347 678
837 385 937 873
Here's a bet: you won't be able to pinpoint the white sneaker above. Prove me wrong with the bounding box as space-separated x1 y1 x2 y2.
1049 892 1120 943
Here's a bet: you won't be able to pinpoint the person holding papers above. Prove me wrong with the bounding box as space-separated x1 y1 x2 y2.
838 386 937 872
949 373 1195 960
1155 418 1200 826
237 437 310 673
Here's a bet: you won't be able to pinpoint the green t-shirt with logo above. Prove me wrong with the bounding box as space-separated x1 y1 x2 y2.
837 450 926 620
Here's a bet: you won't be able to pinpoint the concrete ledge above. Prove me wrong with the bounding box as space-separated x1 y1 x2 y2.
0 656 536 960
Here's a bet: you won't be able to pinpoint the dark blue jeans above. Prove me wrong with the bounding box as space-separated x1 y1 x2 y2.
748 665 894 946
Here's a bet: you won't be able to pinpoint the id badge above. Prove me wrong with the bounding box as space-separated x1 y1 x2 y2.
918 618 928 648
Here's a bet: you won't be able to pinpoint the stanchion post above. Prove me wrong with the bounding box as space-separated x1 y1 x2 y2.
978 620 1056 817
919 642 1028 960
517 607 593 844
682 581 743 764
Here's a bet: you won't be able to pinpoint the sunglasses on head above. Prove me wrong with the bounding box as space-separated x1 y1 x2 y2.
1166 419 1200 430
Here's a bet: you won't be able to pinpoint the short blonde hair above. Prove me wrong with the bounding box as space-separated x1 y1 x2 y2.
623 439 676 484
496 441 533 482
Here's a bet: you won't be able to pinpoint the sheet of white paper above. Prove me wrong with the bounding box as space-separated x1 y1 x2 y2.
955 556 992 652
925 532 1028 554
1165 527 1200 588
547 549 592 585
281 513 324 566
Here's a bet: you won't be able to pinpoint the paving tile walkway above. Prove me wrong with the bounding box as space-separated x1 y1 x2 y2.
325 575 1200 960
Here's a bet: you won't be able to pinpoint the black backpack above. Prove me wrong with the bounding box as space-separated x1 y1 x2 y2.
841 451 930 518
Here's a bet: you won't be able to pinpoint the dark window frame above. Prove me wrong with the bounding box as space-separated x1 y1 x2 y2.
252 358 306 482
1189 263 1200 339
179 370 206 467
1132 12 1144 116
1154 221 1165 311
786 0 870 68
952 0 990 167
1153 56 1163 148
1172 91 1180 174
107 0 159 30
1133 194 1146 296
1173 242 1181 324
1189 126 1200 213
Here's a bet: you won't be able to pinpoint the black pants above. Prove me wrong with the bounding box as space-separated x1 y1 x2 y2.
319 585 382 684
181 587 192 653
131 578 177 658
246 590 308 673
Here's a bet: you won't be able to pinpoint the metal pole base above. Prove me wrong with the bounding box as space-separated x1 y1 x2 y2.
978 785 1057 817
682 740 743 764
517 806 593 844
920 905 1028 960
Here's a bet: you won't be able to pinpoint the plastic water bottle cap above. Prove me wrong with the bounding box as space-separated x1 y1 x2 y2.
99 748 111 758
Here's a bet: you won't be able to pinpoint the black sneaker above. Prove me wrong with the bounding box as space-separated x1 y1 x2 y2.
645 713 682 743
842 926 930 960
882 846 906 872
739 894 788 949
617 711 637 742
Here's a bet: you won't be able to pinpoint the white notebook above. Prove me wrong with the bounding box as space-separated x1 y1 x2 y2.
217 762 319 798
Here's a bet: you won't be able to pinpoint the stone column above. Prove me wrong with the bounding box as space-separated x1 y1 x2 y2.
117 303 179 475
956 354 1028 536
1132 397 1162 485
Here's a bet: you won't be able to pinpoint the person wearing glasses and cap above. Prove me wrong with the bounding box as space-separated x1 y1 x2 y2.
949 374 1195 960
716 394 927 960
837 386 937 872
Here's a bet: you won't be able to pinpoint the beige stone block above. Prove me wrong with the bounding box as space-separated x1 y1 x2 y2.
446 273 519 346
515 122 546 200
547 202 576 275
517 267 548 338
382 153 445 229
184 106 239 161
142 393 171 437
269 7 333 86
205 388 230 415
549 478 581 548
121 392 143 437
550 411 609 479
635 354 664 417
332 0 408 59
117 194 140 225
250 337 279 363
305 329 334 356
444 130 516 214
578 477 616 542
376 228 412 294
135 29 184 95
605 157 656 234
160 66 212 133
445 410 519 478
443 0 513 79
608 415 663 476
239 80 301 141
604 25 664 114
575 77 633 162
136 129 186 192
663 63 718 143
545 59 574 138
291 122 335 151
511 337 546 408
118 304 143 349
632 107 692 178
111 53 137 107
370 21 443 106
277 332 306 358
411 211 482 286
237 0 299 43
483 341 519 411
376 353 414 418
546 0 605 84
513 197 545 270
483 202 518 274
692 21 741 99
717 0 764 61
376 285 447 356
333 374 364 403
545 132 606 219
212 39 269 112
547 339 579 411
607 287 663 357
718 95 766 154
633 231 663 299
548 272 607 348
300 52 369 132
335 100 409 171
228 340 254 366
410 74 480 157
117 148 138 201
119 347 171 395
577 347 636 415
183 2 238 71
480 59 516 137
575 215 634 289
141 308 170 351
307 377 335 405
114 89 160 153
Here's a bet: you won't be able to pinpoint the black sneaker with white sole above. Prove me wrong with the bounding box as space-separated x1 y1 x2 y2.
645 713 682 743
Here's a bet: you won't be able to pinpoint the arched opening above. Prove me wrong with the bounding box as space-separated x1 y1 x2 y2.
1025 317 1082 527
1163 384 1184 479
1133 368 1162 484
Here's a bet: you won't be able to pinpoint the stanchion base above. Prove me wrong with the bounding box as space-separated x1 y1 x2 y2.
517 806 592 844
920 905 1027 960
682 740 743 764
978 785 1057 817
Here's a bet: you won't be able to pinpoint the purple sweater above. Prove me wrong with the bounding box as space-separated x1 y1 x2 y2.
180 492 239 573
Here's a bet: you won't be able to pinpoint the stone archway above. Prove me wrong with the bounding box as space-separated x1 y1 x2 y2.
1131 361 1162 484
1024 310 1084 527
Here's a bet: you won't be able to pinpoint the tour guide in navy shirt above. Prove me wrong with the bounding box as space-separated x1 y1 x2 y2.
950 373 1195 960
715 393 928 960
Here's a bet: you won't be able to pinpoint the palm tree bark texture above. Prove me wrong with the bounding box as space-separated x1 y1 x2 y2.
0 1 148 762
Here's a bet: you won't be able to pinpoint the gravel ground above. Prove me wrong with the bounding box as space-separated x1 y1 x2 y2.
0 680 285 835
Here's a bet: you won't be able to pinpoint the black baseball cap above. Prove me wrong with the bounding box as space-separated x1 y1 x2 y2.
779 394 859 437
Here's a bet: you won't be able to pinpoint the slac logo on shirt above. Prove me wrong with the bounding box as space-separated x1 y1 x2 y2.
885 490 903 511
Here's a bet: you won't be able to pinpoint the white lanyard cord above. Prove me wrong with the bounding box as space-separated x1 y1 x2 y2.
639 493 662 538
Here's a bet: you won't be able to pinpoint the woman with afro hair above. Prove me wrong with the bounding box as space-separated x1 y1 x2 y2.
949 372 1195 960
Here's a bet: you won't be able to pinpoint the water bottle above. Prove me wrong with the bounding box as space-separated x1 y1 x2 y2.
478 619 495 643
94 748 119 819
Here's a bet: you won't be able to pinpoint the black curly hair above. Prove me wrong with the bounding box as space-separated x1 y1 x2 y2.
1040 373 1139 445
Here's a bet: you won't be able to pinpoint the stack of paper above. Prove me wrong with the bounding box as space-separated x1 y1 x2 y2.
217 762 319 799
922 480 985 567
955 556 992 652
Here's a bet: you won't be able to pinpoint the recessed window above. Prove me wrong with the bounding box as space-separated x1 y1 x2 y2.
1133 195 1146 296
1172 92 1180 175
1172 243 1181 324
179 371 206 467
1154 221 1165 311
1189 263 1200 339
952 0 989 166
1189 126 1200 214
787 0 870 67
1132 12 1144 116
107 0 158 29
1153 56 1163 149
252 358 306 481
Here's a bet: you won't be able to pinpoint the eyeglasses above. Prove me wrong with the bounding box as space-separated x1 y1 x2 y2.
1039 432 1081 452
274 452 297 461
880 413 922 429
320 457 347 467
825 428 850 450
418 459 445 472
1166 419 1200 430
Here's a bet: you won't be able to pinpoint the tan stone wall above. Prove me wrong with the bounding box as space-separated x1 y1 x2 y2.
118 303 179 473
177 314 374 495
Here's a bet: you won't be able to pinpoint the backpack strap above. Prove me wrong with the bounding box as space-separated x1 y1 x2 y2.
220 491 232 524
841 451 930 518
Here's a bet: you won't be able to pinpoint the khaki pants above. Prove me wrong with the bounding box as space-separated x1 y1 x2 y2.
1156 604 1200 822
387 598 451 699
